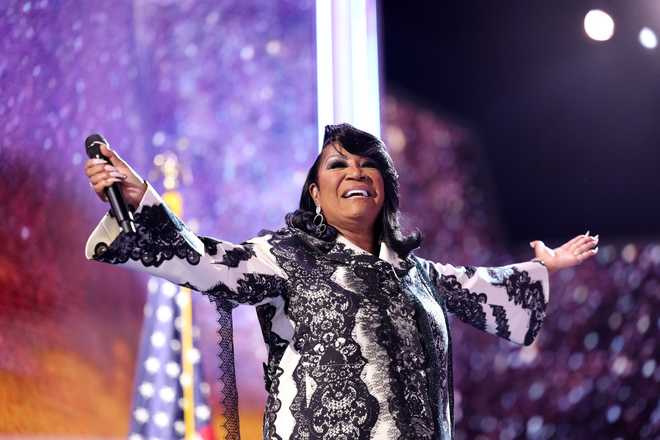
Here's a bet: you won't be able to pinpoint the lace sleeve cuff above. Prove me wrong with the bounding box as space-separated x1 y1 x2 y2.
84 181 204 260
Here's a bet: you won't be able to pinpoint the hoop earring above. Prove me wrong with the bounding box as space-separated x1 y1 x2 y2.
313 205 326 234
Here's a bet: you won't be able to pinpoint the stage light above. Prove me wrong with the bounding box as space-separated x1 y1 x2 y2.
315 0 381 147
584 9 615 41
639 27 657 49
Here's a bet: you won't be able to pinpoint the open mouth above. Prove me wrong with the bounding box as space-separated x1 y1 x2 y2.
342 189 372 198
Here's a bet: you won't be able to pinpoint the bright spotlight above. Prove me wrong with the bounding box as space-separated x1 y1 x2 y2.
639 27 657 49
584 9 615 41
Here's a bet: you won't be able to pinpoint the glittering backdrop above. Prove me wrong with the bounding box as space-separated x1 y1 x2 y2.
0 0 316 437
384 92 659 439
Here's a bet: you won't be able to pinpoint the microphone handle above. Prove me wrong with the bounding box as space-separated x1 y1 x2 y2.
105 180 136 234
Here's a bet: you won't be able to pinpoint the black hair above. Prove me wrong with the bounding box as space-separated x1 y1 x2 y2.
285 123 422 258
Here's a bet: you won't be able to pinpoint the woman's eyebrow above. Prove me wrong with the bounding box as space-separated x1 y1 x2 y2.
325 153 348 162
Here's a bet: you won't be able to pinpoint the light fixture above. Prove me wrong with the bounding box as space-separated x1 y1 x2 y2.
584 9 615 42
639 27 657 49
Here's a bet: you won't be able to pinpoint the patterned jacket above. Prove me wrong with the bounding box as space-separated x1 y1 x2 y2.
85 183 550 440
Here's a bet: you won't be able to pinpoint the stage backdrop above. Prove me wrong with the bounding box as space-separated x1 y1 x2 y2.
0 0 316 438
383 92 659 439
1 1 657 439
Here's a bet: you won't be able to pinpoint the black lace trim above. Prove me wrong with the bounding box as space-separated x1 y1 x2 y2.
257 304 288 440
93 203 201 267
200 236 219 256
490 267 547 345
264 228 380 440
205 273 286 306
463 265 477 278
412 257 454 439
490 304 511 339
437 274 488 331
220 244 256 267
198 236 257 268
214 299 241 440
354 257 435 439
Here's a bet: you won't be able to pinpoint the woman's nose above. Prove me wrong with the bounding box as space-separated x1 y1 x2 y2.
346 165 367 180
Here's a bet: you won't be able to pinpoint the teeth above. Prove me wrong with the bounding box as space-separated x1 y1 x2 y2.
344 189 369 198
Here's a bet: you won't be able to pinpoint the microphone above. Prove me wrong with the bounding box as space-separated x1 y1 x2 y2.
85 133 137 234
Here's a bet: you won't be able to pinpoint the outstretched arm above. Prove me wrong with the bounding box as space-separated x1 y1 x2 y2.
83 144 287 307
423 259 549 346
421 232 599 345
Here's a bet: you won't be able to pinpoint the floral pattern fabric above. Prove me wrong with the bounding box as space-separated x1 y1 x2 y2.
85 183 550 440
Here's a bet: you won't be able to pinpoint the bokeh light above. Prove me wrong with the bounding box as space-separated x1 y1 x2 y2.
584 9 615 42
639 27 658 49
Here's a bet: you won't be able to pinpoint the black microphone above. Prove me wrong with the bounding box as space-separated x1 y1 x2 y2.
85 133 137 234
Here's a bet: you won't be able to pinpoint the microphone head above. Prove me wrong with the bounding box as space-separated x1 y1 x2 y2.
85 133 109 159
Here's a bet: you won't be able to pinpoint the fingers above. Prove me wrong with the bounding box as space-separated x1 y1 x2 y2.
85 161 109 178
91 173 124 188
576 246 599 262
86 162 127 180
568 233 598 251
91 175 123 196
574 236 598 253
100 143 125 167
573 233 599 263
565 231 591 247
85 157 127 200
84 158 107 174
89 166 126 183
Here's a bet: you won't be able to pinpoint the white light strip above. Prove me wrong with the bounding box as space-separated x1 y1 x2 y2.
365 0 381 136
350 0 368 130
333 0 353 126
315 0 381 148
316 0 334 150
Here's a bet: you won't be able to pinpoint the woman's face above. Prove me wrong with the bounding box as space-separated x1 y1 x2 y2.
309 143 385 234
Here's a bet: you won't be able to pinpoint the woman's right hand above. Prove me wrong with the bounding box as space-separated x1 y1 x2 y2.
84 143 147 207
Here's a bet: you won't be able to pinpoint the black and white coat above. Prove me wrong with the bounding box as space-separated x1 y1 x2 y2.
86 183 550 440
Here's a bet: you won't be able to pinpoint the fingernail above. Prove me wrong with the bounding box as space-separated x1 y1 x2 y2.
594 234 599 240
585 230 590 236
529 242 534 248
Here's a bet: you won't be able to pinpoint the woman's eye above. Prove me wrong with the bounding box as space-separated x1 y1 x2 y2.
328 161 346 169
362 161 377 168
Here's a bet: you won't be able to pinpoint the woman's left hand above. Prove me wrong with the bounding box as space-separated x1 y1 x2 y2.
530 232 599 274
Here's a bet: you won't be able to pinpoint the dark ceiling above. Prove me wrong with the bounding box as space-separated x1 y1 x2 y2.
382 1 660 245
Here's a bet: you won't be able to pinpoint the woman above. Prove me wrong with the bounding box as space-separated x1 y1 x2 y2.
84 123 599 439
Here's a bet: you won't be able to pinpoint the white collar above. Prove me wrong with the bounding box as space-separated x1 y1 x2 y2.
336 233 408 270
